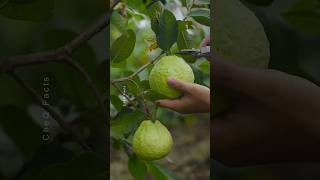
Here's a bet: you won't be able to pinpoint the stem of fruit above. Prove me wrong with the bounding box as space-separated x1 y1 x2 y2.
128 79 151 119
152 104 159 122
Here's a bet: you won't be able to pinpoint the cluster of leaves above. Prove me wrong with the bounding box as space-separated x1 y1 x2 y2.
0 0 108 179
110 0 210 179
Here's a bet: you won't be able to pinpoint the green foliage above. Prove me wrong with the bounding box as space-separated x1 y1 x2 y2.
128 155 147 180
282 0 320 34
110 0 210 178
154 10 178 51
111 29 136 62
190 8 210 26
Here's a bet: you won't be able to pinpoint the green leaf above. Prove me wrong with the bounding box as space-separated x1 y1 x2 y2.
198 60 210 74
144 89 169 101
128 155 147 180
111 11 128 33
194 0 210 5
282 0 320 34
148 1 164 32
244 0 274 6
0 105 41 160
110 110 144 139
110 95 123 112
154 9 178 51
190 8 210 26
0 0 54 21
111 29 136 63
177 21 197 62
148 162 177 180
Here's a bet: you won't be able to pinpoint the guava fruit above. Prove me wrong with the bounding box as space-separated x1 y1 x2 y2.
149 55 194 98
132 120 173 161
213 0 270 114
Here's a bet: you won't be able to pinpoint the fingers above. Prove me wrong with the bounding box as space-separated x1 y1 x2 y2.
167 77 194 93
200 35 210 47
156 99 184 112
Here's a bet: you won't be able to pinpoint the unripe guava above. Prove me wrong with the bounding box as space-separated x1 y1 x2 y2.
149 55 194 98
132 120 173 161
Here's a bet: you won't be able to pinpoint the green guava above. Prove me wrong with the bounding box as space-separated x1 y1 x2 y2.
149 55 194 98
213 0 270 114
132 120 173 161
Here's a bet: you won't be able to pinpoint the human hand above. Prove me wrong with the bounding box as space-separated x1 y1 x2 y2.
212 57 320 166
157 78 210 114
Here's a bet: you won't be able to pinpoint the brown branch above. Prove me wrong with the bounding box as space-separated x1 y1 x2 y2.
64 56 108 122
0 0 121 73
111 51 164 83
9 71 91 151
0 0 121 150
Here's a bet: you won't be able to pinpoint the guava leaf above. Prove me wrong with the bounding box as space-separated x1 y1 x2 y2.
198 60 210 74
148 1 164 32
128 155 147 180
194 0 210 5
213 0 270 68
111 29 136 63
243 0 274 6
147 161 177 180
110 95 123 112
190 8 210 26
110 110 144 139
111 11 128 33
154 9 178 51
282 0 320 34
177 21 197 62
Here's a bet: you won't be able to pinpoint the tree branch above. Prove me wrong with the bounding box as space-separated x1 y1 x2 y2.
64 56 108 122
0 0 121 73
111 51 164 83
9 71 91 151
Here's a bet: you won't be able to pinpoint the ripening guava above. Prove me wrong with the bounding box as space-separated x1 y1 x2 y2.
149 55 194 98
132 120 173 161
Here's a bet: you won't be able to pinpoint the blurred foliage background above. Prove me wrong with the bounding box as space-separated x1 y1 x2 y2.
213 0 320 179
0 0 108 179
109 0 210 179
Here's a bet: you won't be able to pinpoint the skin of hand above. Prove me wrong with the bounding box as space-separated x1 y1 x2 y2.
156 78 210 114
213 55 320 166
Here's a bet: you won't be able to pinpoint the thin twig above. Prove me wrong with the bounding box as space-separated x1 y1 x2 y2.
0 0 121 73
64 56 108 122
111 82 135 106
111 51 164 83
9 71 91 151
128 79 151 118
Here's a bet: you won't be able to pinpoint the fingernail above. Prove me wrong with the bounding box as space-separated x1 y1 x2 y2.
168 77 175 86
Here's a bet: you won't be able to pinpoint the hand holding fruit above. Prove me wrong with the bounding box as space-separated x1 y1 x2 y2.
157 78 210 113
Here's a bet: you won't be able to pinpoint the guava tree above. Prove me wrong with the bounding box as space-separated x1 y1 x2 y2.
110 0 210 179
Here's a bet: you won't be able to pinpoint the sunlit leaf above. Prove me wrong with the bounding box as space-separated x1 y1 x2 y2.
154 10 178 51
111 29 136 63
190 8 210 26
